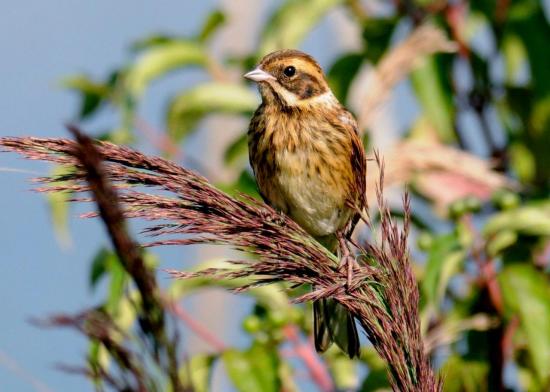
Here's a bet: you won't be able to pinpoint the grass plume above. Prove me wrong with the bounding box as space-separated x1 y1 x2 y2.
1 129 440 391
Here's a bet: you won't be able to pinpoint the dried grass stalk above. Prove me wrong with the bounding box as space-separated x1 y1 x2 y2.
358 24 457 129
1 133 441 391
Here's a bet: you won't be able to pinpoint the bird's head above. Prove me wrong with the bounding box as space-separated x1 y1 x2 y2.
244 49 337 109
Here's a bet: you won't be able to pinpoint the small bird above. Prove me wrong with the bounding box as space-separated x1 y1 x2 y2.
245 49 366 358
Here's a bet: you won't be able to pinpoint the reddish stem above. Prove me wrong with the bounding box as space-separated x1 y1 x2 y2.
164 297 227 352
481 261 504 314
445 1 469 58
501 316 519 359
134 116 183 161
282 325 334 392
495 0 510 23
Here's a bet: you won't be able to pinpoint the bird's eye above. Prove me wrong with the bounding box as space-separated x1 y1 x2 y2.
283 66 296 77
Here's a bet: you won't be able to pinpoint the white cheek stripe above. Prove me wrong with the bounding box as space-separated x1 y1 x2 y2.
268 84 338 108
307 91 338 106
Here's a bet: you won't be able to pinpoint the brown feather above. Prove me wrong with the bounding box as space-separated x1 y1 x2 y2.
246 49 366 358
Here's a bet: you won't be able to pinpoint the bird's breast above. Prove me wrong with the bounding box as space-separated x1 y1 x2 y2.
250 113 356 237
273 149 354 237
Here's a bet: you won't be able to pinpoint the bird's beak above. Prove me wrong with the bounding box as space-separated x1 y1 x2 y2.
244 67 275 82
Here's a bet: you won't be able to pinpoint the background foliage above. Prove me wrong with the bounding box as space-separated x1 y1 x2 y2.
6 0 550 391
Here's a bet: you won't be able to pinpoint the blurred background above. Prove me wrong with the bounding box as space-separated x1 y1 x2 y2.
1 0 550 391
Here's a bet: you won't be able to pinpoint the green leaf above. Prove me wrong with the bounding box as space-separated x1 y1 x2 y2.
421 233 465 310
440 355 488 392
507 0 550 99
62 75 111 119
90 247 112 289
500 263 550 384
224 133 248 167
223 343 280 392
517 365 544 391
360 348 389 391
326 352 358 390
198 10 226 43
327 53 363 103
131 34 178 52
106 252 127 316
508 142 536 183
87 340 110 384
47 167 72 247
410 55 456 142
167 259 292 315
180 354 216 392
259 0 342 55
483 202 550 237
126 40 208 96
502 33 528 84
216 170 260 199
485 229 518 257
167 82 258 142
89 248 127 316
362 17 397 63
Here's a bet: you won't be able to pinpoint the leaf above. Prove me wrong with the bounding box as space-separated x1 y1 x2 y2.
502 33 528 84
87 340 110 382
90 247 112 289
361 17 397 63
216 170 260 199
360 348 389 391
421 233 466 310
259 0 342 55
131 34 178 52
105 252 127 316
440 355 488 392
126 40 208 96
507 0 550 99
508 142 536 183
166 82 258 142
517 365 544 391
47 165 73 247
198 10 226 43
167 259 292 315
222 343 280 392
483 202 550 237
485 229 518 257
500 263 550 384
62 75 111 119
327 53 363 103
410 55 456 142
180 354 216 392
89 248 127 316
224 133 248 167
326 352 358 390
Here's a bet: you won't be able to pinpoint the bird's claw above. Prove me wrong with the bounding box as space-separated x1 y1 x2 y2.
338 235 358 290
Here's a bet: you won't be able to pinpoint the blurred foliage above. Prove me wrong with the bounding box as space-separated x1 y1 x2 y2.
53 0 550 391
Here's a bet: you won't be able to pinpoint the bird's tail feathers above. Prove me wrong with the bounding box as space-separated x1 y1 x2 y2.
314 298 360 358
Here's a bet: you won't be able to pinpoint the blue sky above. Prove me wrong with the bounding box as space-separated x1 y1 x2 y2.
0 1 363 390
0 0 462 390
0 2 217 391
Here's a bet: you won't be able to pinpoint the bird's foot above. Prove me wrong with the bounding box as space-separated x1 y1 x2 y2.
337 235 358 290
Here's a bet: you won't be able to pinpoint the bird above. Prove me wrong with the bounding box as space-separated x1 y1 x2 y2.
244 49 366 358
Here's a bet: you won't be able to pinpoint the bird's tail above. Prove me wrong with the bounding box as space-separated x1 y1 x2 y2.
313 297 360 358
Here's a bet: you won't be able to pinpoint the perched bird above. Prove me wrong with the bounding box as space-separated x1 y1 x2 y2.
245 49 366 358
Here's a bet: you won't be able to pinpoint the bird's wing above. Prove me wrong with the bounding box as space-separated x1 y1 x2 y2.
338 109 367 236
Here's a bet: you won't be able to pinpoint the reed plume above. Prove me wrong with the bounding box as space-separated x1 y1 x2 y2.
1 129 440 391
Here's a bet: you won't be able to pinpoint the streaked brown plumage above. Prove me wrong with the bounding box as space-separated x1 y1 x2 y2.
245 49 366 358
